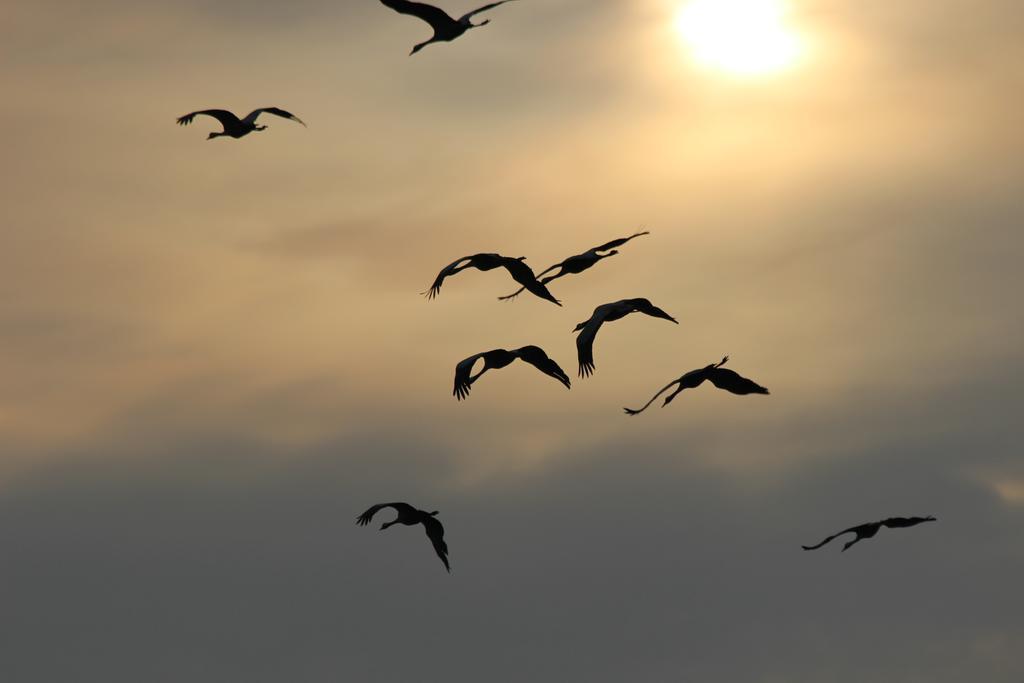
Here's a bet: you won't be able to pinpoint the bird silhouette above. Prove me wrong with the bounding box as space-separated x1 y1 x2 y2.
498 230 650 301
379 0 518 55
424 253 561 305
802 516 937 552
454 345 571 400
573 298 678 377
175 107 306 140
624 356 769 415
356 502 451 572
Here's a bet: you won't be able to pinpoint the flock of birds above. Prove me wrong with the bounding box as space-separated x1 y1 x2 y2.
176 0 937 573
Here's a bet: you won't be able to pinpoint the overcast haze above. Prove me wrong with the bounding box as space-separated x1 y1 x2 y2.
1 0 1022 681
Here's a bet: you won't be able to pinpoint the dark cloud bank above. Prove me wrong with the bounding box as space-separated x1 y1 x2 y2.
2 370 1021 683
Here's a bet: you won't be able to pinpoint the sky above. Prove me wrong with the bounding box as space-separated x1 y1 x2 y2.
1 0 1022 680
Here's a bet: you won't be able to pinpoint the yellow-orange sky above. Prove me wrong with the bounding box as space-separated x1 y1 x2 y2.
2 0 1019 470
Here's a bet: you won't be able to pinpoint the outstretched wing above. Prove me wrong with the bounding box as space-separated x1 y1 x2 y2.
422 516 451 572
590 229 650 253
575 316 605 378
244 107 306 127
453 352 485 400
459 0 518 22
176 109 240 129
424 255 473 299
881 516 936 529
706 367 769 395
380 0 455 27
501 258 561 306
497 260 563 301
356 502 414 526
623 378 682 416
515 346 571 389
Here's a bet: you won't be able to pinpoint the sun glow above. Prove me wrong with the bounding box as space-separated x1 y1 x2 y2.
675 0 802 76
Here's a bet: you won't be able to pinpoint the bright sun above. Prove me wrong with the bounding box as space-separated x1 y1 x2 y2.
675 0 802 76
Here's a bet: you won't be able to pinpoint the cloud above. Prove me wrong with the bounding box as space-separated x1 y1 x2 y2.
1 412 1022 682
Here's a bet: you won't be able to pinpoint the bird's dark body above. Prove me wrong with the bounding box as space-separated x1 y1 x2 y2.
219 127 253 139
480 349 518 371
454 345 570 400
218 126 255 139
357 502 451 572
430 23 470 44
499 231 649 301
624 357 769 415
379 0 517 55
558 253 603 274
574 298 678 377
706 367 769 395
176 107 305 140
465 253 506 271
425 253 560 305
801 516 936 552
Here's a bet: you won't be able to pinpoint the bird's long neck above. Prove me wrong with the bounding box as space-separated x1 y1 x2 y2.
411 38 435 55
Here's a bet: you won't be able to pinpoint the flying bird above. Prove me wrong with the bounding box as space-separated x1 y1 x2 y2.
379 0 518 55
176 107 306 140
498 230 650 301
424 253 561 305
454 345 571 400
573 298 678 377
802 516 937 553
356 502 451 572
623 356 769 415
